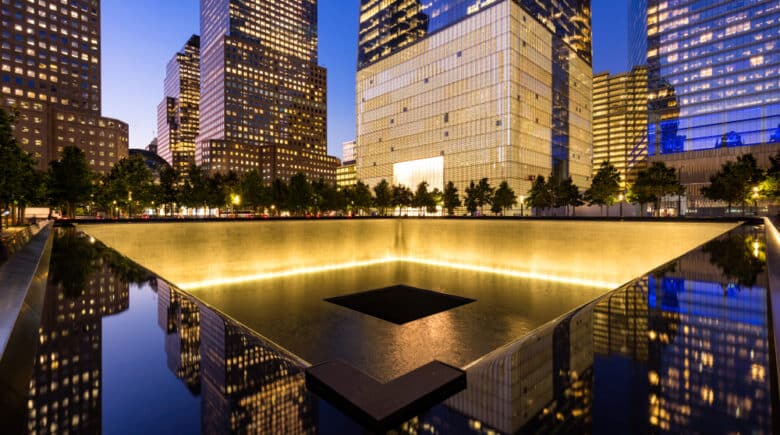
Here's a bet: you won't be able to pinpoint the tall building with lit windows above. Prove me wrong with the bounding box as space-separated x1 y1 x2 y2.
356 0 593 205
158 35 200 176
196 0 338 182
0 0 128 173
629 0 780 156
592 66 649 189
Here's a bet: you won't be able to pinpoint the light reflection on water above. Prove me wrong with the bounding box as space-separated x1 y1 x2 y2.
16 225 775 434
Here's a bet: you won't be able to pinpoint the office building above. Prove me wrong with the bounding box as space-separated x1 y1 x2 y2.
355 0 594 207
196 0 338 183
336 162 357 188
0 0 129 173
592 66 649 189
158 35 200 175
337 139 357 187
629 0 780 155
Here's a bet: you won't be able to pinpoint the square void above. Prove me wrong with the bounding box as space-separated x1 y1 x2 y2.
325 285 475 325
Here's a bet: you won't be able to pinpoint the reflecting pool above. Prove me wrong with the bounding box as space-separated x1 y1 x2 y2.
7 223 775 434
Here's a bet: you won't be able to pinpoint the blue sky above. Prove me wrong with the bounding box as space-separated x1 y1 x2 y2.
102 0 628 157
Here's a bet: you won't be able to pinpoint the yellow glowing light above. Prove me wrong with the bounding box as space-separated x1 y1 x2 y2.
178 256 619 290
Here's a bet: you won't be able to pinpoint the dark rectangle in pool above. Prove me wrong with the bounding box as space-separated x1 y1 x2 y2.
325 285 476 325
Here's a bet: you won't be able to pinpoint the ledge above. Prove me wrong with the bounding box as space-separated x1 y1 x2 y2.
0 223 53 431
305 360 466 431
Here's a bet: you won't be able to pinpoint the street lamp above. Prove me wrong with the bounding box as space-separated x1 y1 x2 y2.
128 191 133 218
231 194 241 216
618 192 624 218
752 186 759 216
519 195 525 217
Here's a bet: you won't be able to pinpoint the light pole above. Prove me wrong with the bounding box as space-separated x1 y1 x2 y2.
618 192 624 218
752 186 759 216
128 191 133 218
520 195 525 217
231 194 241 217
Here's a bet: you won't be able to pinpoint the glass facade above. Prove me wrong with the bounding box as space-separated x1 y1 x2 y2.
592 67 649 188
197 0 337 182
157 35 200 176
356 0 592 205
0 0 129 172
631 0 780 155
358 0 592 69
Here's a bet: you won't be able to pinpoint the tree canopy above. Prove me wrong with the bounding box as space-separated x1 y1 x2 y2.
701 154 764 212
628 162 685 215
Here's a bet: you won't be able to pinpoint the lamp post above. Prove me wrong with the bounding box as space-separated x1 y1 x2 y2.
618 192 624 218
128 191 133 218
231 194 241 217
520 195 525 217
752 186 759 216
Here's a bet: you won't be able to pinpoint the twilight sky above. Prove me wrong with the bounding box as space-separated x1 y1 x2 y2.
102 0 628 157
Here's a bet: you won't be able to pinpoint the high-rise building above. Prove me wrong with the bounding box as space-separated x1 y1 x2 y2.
0 0 129 173
355 0 593 206
196 0 338 183
629 0 780 156
342 139 357 164
592 66 649 189
158 35 200 176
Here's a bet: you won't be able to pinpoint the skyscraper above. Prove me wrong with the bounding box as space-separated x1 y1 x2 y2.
196 0 338 182
355 0 593 206
592 66 649 189
0 0 128 173
629 0 780 155
158 35 200 176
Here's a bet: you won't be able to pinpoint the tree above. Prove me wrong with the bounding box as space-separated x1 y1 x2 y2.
48 146 95 218
373 179 392 216
442 181 461 216
758 152 779 201
429 188 442 214
548 177 583 216
629 162 685 216
348 181 373 215
701 154 764 214
475 178 494 215
240 170 270 213
584 161 621 216
102 155 155 217
464 181 479 215
270 178 288 215
0 108 38 230
411 181 436 216
157 166 180 215
391 184 413 214
525 176 552 216
287 172 312 215
492 181 517 215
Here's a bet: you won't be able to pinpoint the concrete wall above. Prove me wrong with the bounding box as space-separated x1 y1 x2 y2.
80 220 738 291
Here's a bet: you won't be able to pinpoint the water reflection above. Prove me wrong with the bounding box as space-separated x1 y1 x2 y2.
28 230 131 433
22 225 774 434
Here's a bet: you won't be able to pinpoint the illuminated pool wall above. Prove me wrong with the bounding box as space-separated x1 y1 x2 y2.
79 220 738 291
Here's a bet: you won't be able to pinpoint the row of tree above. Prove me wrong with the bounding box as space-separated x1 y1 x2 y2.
702 153 780 212
525 161 686 216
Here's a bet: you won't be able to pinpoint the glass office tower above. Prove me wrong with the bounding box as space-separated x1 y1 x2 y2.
356 0 593 205
158 35 200 176
593 67 649 189
630 0 780 155
197 0 338 182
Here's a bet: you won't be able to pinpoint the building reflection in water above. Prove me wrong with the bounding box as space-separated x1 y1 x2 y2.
157 279 317 434
27 230 132 433
24 226 773 434
593 225 771 434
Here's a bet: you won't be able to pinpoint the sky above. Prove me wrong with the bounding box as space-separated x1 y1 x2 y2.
102 0 629 158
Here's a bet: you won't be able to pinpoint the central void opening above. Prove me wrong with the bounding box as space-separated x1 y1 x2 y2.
325 285 476 325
